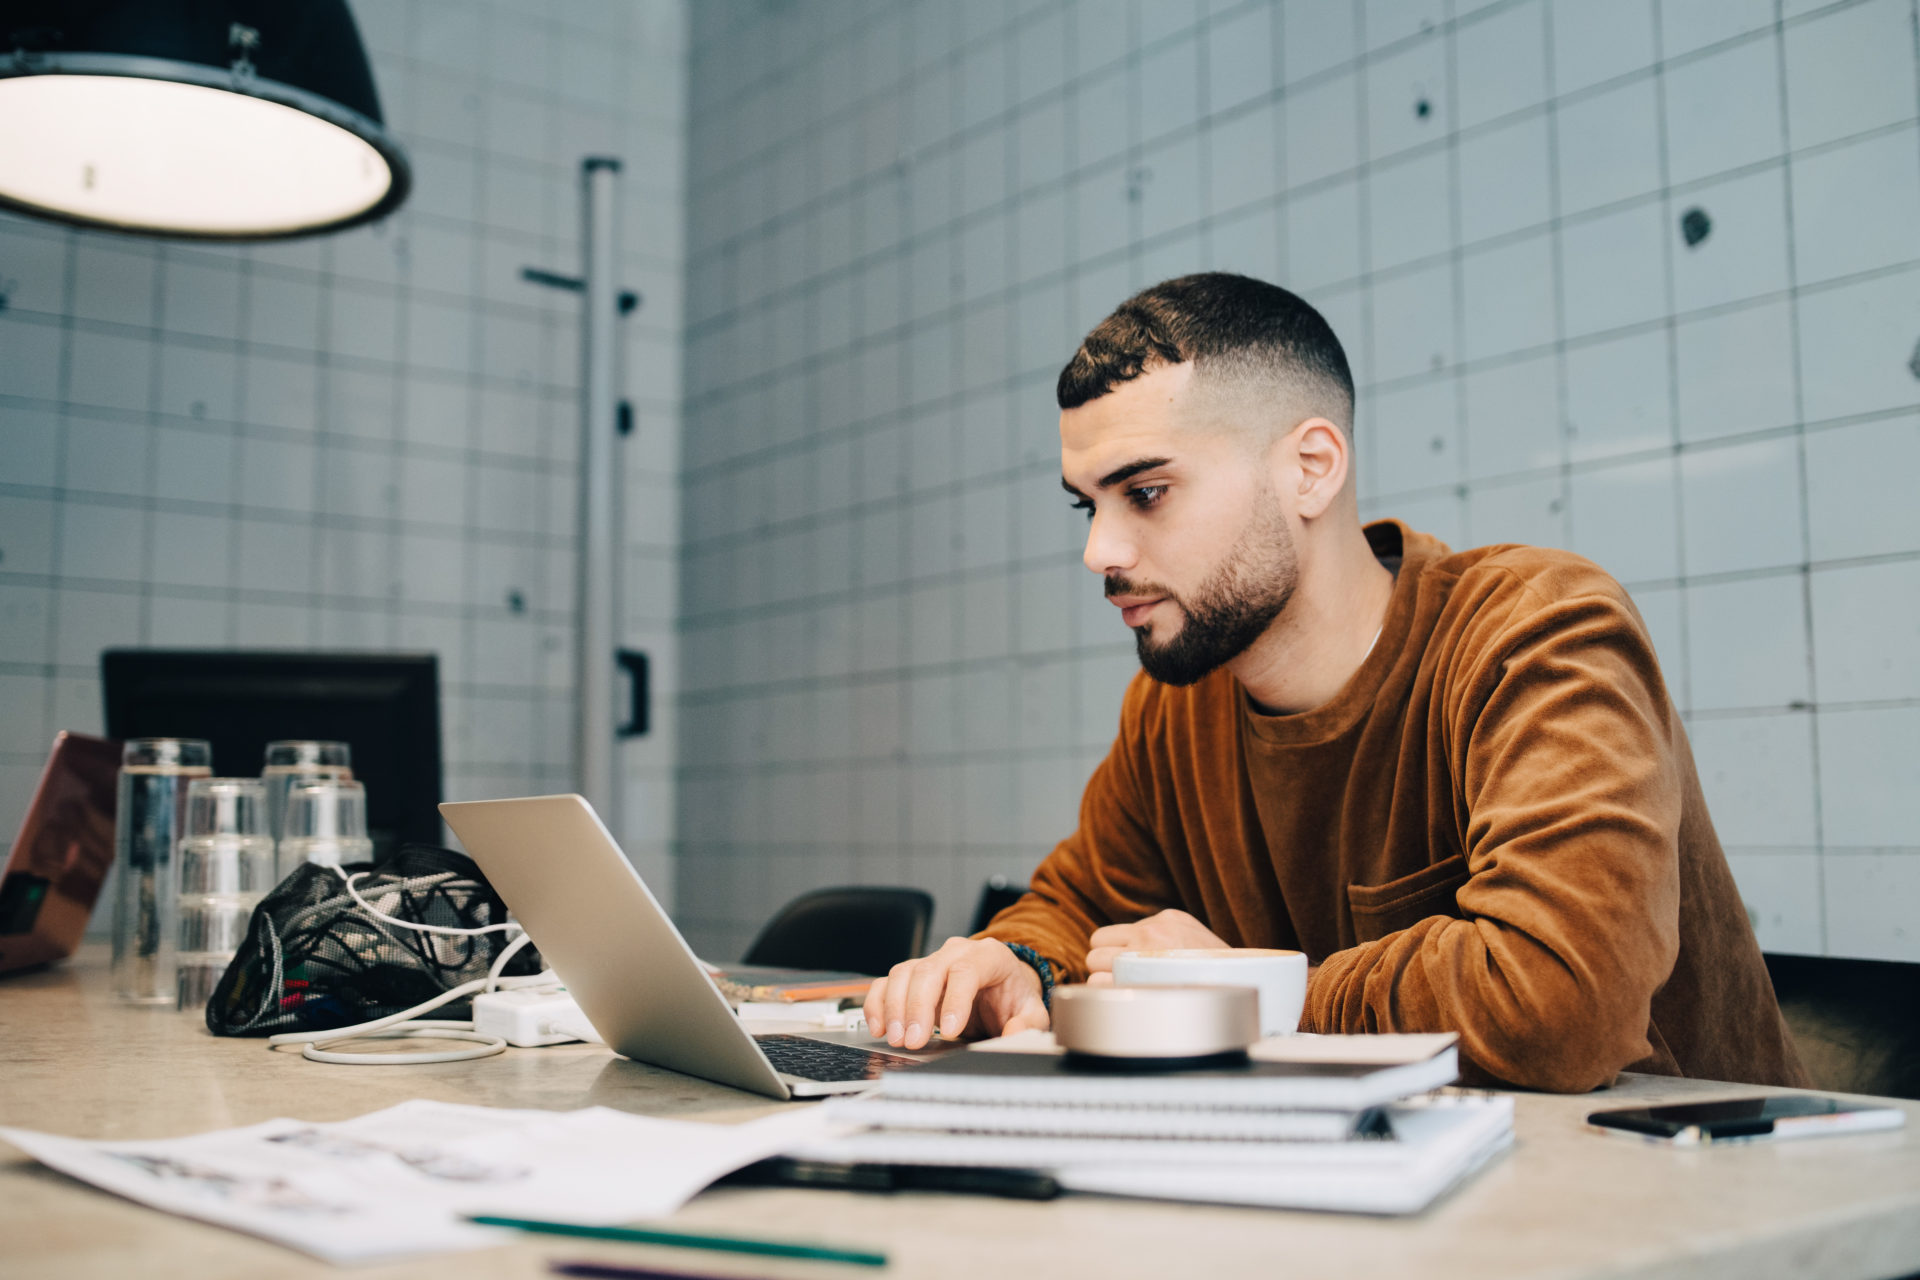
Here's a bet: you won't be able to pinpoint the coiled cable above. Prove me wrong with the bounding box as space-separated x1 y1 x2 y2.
266 878 559 1065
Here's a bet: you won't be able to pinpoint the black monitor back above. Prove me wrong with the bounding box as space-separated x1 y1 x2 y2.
102 651 442 854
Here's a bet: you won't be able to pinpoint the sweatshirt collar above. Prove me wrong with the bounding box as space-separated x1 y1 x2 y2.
1236 519 1446 747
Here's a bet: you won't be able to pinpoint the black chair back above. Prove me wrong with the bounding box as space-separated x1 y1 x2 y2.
1765 953 1920 1100
968 875 1029 936
742 886 935 976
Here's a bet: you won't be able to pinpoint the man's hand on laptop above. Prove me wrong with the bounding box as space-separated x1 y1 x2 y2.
864 937 1048 1050
1083 909 1230 985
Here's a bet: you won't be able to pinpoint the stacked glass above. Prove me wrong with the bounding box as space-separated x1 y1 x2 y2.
175 778 277 1012
262 740 352 878
279 779 374 869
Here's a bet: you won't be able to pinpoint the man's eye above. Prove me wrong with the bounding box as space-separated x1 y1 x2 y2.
1128 485 1166 509
1069 498 1094 521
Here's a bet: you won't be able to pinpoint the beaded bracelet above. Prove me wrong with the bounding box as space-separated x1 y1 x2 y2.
1002 942 1056 1011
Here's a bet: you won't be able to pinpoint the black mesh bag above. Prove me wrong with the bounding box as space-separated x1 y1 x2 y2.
205 843 543 1037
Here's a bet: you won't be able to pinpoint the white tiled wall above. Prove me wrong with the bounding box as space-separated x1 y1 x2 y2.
677 0 1920 963
0 0 687 903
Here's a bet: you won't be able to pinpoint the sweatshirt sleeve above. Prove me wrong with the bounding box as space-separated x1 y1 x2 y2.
1300 579 1684 1092
974 675 1186 983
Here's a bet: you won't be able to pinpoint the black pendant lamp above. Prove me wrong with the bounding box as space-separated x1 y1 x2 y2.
0 0 409 240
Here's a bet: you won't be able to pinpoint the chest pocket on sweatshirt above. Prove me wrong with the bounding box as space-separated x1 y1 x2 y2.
1346 854 1472 944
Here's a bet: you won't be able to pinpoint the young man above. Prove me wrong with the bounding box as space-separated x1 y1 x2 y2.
864 273 1807 1092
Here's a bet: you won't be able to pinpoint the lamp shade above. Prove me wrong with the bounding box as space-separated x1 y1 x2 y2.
0 0 409 240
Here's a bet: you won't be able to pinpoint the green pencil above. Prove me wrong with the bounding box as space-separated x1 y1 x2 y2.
465 1214 888 1268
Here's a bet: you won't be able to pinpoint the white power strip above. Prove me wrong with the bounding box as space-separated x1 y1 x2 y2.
471 988 602 1047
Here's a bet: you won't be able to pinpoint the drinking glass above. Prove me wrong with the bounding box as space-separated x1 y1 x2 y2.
279 779 374 870
262 740 352 876
110 739 212 1004
175 778 277 1012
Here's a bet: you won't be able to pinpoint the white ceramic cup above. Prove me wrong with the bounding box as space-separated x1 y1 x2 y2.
1111 948 1308 1037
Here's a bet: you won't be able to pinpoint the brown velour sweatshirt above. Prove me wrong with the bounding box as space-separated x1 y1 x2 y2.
982 520 1808 1093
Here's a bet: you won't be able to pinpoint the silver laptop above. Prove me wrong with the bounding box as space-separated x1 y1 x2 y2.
439 794 926 1099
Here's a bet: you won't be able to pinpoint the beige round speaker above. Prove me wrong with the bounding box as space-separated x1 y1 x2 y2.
1051 984 1260 1059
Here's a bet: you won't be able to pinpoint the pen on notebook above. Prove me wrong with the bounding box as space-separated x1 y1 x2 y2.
466 1215 888 1268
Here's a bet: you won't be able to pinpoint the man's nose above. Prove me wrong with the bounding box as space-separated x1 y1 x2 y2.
1082 510 1136 577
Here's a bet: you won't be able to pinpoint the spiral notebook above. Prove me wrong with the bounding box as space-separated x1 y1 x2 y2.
867 1039 1459 1111
825 1096 1386 1142
1051 1096 1515 1215
794 1095 1513 1216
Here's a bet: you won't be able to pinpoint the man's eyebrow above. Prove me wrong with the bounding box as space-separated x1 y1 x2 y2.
1061 457 1173 499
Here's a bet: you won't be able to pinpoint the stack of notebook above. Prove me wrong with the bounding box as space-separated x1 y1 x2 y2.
796 1032 1512 1214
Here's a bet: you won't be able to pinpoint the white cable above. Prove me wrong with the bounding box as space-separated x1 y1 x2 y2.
299 1024 508 1066
486 928 537 990
270 979 483 1048
269 875 560 1065
271 978 493 1062
270 968 563 1065
336 868 522 937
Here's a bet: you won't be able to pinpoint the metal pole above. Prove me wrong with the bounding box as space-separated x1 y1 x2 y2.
577 157 621 828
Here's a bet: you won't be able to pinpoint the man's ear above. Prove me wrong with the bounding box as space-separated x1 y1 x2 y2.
1284 417 1349 521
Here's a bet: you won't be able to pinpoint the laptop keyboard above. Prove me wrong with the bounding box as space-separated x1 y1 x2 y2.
754 1033 921 1083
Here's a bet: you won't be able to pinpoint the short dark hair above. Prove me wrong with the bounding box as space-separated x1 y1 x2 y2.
1055 273 1355 425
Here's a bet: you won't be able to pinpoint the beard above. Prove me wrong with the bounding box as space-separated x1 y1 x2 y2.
1108 490 1298 687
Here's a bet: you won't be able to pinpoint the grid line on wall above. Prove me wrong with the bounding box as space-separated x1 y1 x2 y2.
1768 0 1827 947
684 0 1886 322
675 0 1920 960
0 0 689 883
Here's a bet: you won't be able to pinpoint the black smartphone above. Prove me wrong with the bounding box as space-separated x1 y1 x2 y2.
1588 1095 1905 1145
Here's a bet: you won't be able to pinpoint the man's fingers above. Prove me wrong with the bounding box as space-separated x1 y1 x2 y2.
861 976 887 1037
1085 970 1114 986
937 964 981 1040
1090 908 1229 957
1086 923 1140 949
880 959 926 1045
1085 944 1126 972
900 955 956 1049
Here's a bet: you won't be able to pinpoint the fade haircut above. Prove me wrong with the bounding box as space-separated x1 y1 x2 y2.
1055 273 1355 430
